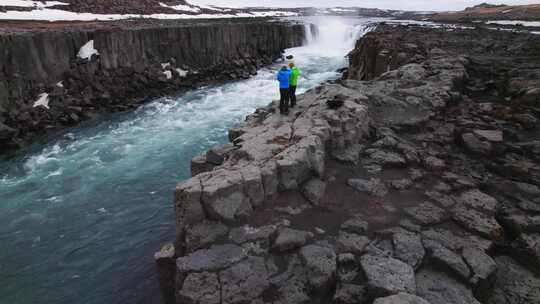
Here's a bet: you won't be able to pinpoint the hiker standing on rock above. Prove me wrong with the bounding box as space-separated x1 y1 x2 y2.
277 65 292 115
288 62 300 108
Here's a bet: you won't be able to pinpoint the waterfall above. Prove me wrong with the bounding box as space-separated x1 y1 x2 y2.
302 16 376 56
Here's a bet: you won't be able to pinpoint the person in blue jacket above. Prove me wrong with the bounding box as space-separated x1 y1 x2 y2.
277 66 292 115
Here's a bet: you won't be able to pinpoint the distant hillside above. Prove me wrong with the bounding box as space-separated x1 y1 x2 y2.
423 3 540 22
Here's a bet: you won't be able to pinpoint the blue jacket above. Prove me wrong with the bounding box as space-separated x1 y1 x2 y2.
277 68 292 89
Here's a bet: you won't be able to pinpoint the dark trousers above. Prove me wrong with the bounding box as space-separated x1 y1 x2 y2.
279 88 290 114
289 85 297 107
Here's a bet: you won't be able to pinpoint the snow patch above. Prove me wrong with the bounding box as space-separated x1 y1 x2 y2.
0 8 298 21
175 68 188 77
159 2 200 13
1 0 68 8
33 93 50 109
77 40 99 61
486 20 540 27
163 70 172 79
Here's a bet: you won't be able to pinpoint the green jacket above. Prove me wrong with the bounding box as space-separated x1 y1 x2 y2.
290 67 300 86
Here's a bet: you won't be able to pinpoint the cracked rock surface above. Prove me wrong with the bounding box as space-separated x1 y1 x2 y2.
157 24 540 304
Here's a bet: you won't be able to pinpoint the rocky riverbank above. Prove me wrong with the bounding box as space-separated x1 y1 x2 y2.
157 24 540 304
0 19 306 153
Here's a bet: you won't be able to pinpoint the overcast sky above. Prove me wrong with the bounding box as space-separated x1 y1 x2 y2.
189 0 539 11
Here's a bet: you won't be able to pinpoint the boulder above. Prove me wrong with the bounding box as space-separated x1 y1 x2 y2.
341 217 369 235
337 232 370 255
473 130 503 143
301 178 327 205
405 202 447 225
201 170 253 222
272 255 311 304
228 224 276 245
392 231 425 270
462 133 492 155
416 268 481 304
423 240 471 281
456 189 498 213
299 244 337 292
373 293 431 304
220 257 270 304
176 244 246 274
175 178 206 244
347 178 388 197
190 154 215 177
421 228 492 252
154 243 176 304
178 272 221 304
451 206 504 240
276 135 325 191
360 254 416 296
367 149 407 168
185 221 229 252
462 247 497 287
487 256 540 304
333 284 366 304
271 228 314 252
240 165 265 208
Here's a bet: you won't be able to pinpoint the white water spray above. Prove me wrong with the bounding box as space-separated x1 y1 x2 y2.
300 16 378 57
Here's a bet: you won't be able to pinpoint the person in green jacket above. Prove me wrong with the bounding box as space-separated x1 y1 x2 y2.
288 62 300 108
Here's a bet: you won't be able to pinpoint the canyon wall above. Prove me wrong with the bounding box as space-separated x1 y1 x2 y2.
0 19 306 152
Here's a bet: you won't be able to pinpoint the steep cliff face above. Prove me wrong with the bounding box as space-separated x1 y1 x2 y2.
0 19 305 152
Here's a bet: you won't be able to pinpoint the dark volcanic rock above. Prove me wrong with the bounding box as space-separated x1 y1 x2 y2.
373 293 431 304
416 268 481 304
220 257 270 304
0 19 305 153
299 244 337 293
360 254 416 296
178 271 220 304
176 244 246 274
486 256 540 304
271 228 313 252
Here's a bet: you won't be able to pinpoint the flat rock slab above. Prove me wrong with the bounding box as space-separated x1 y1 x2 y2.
416 268 481 304
176 244 246 273
405 202 447 225
392 231 425 270
300 244 337 292
462 247 497 286
221 257 270 304
487 256 540 304
423 240 470 280
360 254 416 296
185 221 229 252
178 272 221 304
337 231 370 255
373 292 431 304
473 130 503 143
348 178 388 197
272 228 313 252
341 217 369 234
451 206 504 240
457 189 498 213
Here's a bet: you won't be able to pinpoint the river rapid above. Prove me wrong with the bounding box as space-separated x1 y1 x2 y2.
0 16 378 304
